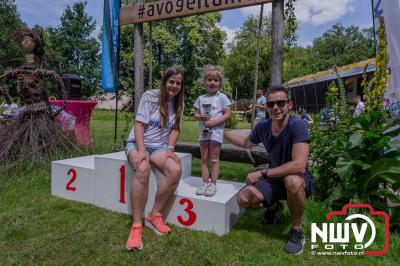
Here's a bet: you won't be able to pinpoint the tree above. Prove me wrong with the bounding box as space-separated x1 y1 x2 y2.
225 0 299 98
170 14 226 111
283 46 318 82
47 1 99 98
224 15 272 100
118 9 226 113
283 23 375 83
270 0 284 87
284 0 298 48
0 0 26 73
312 23 375 71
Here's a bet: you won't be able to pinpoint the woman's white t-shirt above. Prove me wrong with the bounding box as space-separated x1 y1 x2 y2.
127 90 177 147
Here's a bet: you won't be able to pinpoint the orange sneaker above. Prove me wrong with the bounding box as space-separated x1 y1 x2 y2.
126 225 143 251
146 213 171 235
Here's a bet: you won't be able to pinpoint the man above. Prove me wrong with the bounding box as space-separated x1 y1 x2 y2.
354 95 365 116
224 86 313 255
254 88 267 126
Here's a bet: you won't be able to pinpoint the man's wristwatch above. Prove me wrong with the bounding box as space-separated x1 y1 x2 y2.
260 167 269 179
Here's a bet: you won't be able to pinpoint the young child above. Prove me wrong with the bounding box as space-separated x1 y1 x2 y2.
193 65 231 196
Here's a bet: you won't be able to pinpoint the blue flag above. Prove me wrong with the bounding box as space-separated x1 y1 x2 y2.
101 0 120 92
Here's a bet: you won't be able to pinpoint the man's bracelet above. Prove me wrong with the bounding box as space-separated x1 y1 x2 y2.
167 145 175 151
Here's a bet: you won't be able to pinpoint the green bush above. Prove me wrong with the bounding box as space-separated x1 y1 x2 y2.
310 73 351 202
311 111 400 226
310 68 400 226
183 115 196 121
310 113 349 201
229 112 239 129
333 112 399 221
246 111 252 124
225 112 238 129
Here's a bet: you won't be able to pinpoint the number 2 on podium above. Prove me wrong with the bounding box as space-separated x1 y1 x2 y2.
66 168 77 191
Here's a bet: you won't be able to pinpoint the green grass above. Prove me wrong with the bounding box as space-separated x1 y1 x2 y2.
0 109 399 265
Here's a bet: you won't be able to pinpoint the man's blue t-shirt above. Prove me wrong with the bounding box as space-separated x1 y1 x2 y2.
249 116 312 178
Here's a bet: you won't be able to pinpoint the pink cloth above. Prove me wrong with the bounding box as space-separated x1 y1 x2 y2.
50 100 97 147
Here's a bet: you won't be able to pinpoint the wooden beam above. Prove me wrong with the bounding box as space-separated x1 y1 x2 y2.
120 0 273 25
175 142 268 166
270 0 284 87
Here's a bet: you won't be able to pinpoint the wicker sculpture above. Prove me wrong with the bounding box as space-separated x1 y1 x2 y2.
0 29 78 166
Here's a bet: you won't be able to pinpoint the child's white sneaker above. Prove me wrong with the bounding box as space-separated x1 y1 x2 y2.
196 182 208 195
204 183 217 197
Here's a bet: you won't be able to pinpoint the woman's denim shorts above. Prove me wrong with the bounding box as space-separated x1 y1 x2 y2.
125 140 168 158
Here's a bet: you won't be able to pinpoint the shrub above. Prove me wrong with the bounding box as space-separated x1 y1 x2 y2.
333 112 400 224
310 18 400 227
310 70 351 201
227 111 239 129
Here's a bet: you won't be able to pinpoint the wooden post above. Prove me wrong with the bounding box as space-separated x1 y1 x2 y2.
133 1 144 113
270 0 284 87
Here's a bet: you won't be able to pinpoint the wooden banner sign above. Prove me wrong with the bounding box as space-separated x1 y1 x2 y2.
120 0 273 25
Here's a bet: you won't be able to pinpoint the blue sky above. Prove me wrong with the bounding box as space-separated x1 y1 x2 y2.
15 0 373 47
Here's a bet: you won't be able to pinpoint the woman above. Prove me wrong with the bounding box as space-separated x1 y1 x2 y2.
125 66 184 251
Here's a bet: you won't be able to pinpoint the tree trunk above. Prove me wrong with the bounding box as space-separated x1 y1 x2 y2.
175 142 268 166
133 22 144 113
270 0 284 87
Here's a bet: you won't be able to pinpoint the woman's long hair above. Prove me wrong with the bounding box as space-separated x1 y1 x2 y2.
159 66 184 129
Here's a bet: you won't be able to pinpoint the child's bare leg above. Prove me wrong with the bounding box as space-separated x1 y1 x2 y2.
209 142 221 183
200 142 210 183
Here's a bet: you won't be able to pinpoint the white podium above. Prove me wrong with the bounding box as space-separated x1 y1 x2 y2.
93 151 192 214
156 176 245 236
51 151 246 236
51 155 95 204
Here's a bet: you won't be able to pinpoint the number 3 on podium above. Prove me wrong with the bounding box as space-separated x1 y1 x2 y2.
177 198 197 226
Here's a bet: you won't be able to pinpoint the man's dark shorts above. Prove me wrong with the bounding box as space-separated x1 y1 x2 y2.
253 175 313 206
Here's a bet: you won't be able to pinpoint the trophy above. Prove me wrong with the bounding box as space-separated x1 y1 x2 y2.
201 102 212 137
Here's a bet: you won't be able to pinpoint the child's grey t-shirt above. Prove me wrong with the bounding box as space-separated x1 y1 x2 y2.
127 89 176 147
193 92 231 142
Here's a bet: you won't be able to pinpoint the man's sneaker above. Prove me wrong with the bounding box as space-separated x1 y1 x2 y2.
146 213 171 235
284 228 305 255
204 183 217 197
196 182 208 195
126 225 143 251
261 201 283 225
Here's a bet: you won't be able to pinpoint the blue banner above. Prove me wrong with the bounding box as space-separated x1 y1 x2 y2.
372 0 383 51
101 0 121 92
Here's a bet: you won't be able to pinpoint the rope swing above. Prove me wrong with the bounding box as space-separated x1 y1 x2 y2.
251 4 264 129
148 21 153 90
